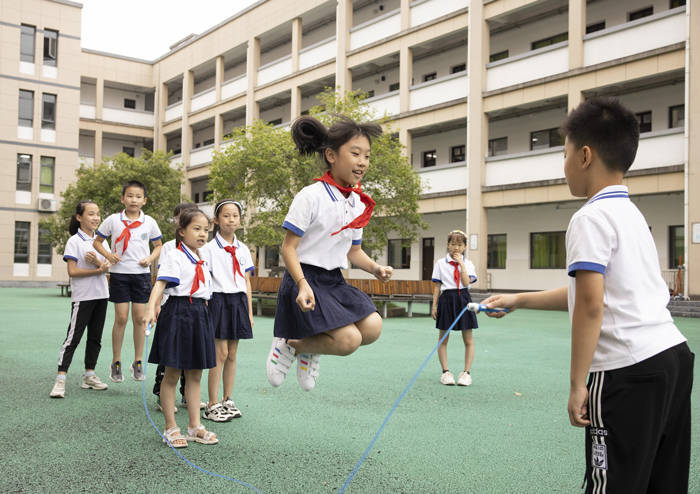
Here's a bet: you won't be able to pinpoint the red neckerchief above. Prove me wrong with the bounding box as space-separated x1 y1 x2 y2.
313 171 375 235
178 244 205 303
114 211 143 254
449 260 461 295
223 244 244 283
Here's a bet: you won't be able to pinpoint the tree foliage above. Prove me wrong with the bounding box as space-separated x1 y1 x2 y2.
41 150 185 254
209 89 426 258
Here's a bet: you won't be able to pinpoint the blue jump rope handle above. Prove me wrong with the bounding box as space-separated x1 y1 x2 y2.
468 303 509 313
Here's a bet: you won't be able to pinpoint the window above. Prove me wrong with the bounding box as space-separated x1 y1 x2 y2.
123 98 136 109
144 93 154 112
488 137 508 157
451 63 466 74
423 72 437 82
14 221 30 264
489 50 509 63
202 190 213 202
43 29 58 66
388 239 411 269
122 146 135 157
422 150 437 168
450 145 465 163
586 21 606 34
20 24 35 63
39 156 54 193
202 138 214 146
389 82 400 92
193 192 200 203
41 93 56 129
669 225 684 268
487 234 507 269
530 128 562 150
636 111 652 133
265 246 280 269
38 227 52 265
670 0 686 7
16 154 32 192
268 118 282 126
530 231 566 269
531 32 567 50
628 6 653 21
669 105 684 128
18 90 34 127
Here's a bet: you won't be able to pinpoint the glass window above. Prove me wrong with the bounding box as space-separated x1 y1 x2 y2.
122 146 135 157
16 154 32 192
268 118 282 126
450 145 465 163
451 63 466 74
669 105 684 129
14 221 30 264
669 225 684 268
489 50 509 63
38 227 52 264
531 32 567 51
265 246 279 269
670 0 686 7
423 72 437 82
18 90 34 127
41 93 56 129
40 156 54 193
20 24 35 63
388 239 411 269
586 21 606 34
636 111 652 133
389 82 400 92
422 150 437 168
488 137 508 157
144 93 155 112
43 29 58 66
530 232 566 269
628 7 653 21
530 128 563 150
487 234 507 269
123 98 136 109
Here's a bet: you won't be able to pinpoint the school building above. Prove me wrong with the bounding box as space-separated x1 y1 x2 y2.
2 0 699 297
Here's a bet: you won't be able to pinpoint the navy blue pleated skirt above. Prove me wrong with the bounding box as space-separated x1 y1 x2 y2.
209 292 253 340
148 296 216 370
436 289 478 331
274 263 378 339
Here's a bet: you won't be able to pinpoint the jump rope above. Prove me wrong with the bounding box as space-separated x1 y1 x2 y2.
142 303 507 493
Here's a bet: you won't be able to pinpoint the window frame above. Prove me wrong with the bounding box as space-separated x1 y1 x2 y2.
265 245 280 269
488 137 508 157
16 154 32 192
635 110 652 133
422 150 437 168
41 93 56 130
530 231 566 269
668 225 684 269
18 89 34 128
531 32 567 51
14 221 31 264
628 6 654 22
20 24 36 63
43 28 58 67
39 156 55 194
123 98 136 109
487 234 507 269
586 21 606 34
423 72 437 82
387 239 411 269
450 63 466 74
489 50 509 63
388 82 400 92
37 226 52 265
530 128 562 151
668 104 684 129
450 145 465 163
122 146 135 157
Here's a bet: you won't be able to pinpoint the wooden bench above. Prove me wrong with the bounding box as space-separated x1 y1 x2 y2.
57 281 71 297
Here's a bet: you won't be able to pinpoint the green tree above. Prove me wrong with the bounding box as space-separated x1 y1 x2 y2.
42 150 185 254
209 88 426 259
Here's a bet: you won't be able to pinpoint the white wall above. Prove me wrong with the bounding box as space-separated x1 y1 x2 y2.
302 21 335 48
614 84 685 133
260 101 291 124
587 0 674 31
224 62 246 81
490 11 568 59
489 106 568 155
79 134 94 156
102 137 145 158
353 66 400 97
80 82 96 105
261 40 291 66
411 126 466 168
103 87 151 112
223 116 246 136
192 126 215 148
193 74 215 95
353 0 401 27
412 44 466 84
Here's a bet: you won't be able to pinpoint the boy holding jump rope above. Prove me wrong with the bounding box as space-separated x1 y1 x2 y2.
482 98 694 493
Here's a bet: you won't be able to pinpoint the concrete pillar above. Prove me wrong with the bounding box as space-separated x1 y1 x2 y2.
95 77 104 120
181 71 193 165
399 127 411 160
686 1 700 297
568 0 585 70
157 81 168 151
290 86 302 120
400 0 410 30
335 0 353 93
465 1 489 290
216 55 224 102
214 113 222 151
292 18 302 73
399 45 412 113
94 128 103 164
246 38 260 126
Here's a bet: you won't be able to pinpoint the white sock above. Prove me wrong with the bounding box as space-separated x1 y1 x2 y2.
56 374 67 381
83 370 96 377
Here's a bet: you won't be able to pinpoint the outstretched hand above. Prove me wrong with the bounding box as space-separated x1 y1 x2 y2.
480 294 518 318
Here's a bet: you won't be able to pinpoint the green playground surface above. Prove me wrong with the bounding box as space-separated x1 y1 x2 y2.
1 287 698 493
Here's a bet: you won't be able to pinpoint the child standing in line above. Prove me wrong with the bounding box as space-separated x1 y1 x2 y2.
144 208 218 447
50 200 112 398
152 202 198 413
266 115 393 392
483 98 693 493
93 180 163 383
201 199 254 422
431 229 478 387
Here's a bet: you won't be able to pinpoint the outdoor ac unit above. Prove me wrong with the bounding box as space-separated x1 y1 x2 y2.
38 197 57 212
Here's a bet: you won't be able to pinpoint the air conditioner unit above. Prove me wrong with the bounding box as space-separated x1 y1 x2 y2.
38 197 57 212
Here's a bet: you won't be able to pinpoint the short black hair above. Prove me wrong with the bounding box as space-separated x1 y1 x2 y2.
173 202 197 217
122 180 147 196
559 97 640 173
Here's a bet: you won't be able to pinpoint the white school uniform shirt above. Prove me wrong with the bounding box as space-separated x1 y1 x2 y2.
431 254 477 292
282 181 364 270
156 242 212 300
566 185 686 372
157 239 177 305
96 210 162 274
62 229 110 302
201 232 254 293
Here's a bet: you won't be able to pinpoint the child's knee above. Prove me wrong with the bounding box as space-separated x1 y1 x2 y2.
337 331 362 356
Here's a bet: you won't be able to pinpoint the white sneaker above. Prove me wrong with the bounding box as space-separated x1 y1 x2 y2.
221 399 242 418
202 403 234 422
440 371 456 385
296 353 320 391
266 337 296 387
81 374 108 390
50 377 66 398
457 371 472 386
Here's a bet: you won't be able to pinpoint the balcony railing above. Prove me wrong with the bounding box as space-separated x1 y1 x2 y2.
418 161 467 195
189 145 214 167
191 87 216 113
164 102 183 122
103 107 155 127
257 56 293 86
363 91 400 117
409 72 467 111
584 7 686 67
629 129 684 172
410 0 469 28
486 42 568 92
299 37 337 70
222 74 247 99
485 147 564 187
350 9 401 51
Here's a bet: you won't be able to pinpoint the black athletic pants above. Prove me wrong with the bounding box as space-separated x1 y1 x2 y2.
57 299 108 372
584 342 694 494
152 365 186 398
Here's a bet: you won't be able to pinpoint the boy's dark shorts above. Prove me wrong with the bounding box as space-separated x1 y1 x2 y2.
108 272 152 304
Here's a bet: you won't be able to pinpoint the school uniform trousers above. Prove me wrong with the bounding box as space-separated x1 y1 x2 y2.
57 298 108 372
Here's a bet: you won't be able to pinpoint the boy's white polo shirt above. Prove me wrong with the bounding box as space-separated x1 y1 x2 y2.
156 243 211 300
566 185 686 372
431 254 477 292
62 229 109 301
282 181 364 270
96 210 162 274
202 232 254 293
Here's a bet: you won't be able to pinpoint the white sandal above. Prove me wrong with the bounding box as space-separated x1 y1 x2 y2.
186 424 218 445
162 426 187 448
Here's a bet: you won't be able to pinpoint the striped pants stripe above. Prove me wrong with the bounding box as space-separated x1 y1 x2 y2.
57 298 108 372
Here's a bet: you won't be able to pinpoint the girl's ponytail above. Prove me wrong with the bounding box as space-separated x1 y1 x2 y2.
291 116 328 157
69 200 96 235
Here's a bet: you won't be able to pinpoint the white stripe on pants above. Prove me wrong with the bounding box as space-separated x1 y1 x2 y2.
57 301 80 367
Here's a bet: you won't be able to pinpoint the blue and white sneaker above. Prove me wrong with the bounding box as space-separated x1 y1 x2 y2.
266 337 296 387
